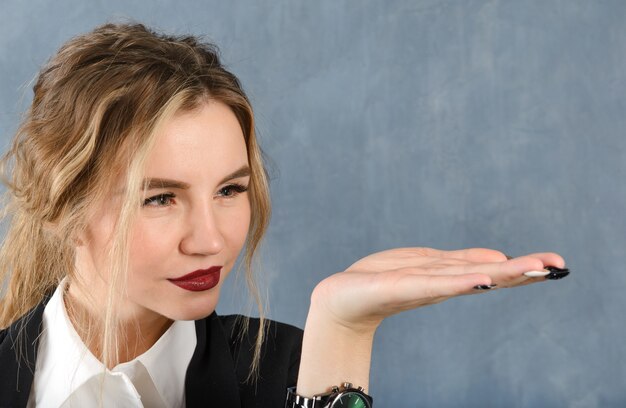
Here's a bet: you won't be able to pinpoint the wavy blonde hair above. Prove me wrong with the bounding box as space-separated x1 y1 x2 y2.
0 23 270 379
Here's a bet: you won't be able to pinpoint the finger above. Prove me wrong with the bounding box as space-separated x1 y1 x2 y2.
501 275 545 288
520 252 566 269
347 247 509 273
417 258 469 269
460 256 545 281
389 273 491 305
346 248 470 272
399 256 541 278
426 248 509 263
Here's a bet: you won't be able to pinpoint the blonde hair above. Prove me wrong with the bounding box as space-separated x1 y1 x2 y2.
0 22 271 379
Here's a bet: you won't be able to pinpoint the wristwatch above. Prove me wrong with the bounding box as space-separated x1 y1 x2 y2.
285 382 373 408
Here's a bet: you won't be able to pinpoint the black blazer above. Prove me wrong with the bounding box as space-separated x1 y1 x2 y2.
0 300 303 408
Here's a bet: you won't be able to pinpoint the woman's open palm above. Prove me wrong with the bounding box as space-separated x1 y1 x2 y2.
311 247 566 332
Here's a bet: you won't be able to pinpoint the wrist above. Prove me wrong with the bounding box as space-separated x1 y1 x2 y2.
296 303 375 397
309 281 383 335
304 301 377 345
285 383 373 408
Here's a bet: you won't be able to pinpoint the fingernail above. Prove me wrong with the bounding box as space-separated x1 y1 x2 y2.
545 266 570 280
524 270 550 277
474 284 497 290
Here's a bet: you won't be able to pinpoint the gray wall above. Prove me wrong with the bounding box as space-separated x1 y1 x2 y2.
1 1 624 406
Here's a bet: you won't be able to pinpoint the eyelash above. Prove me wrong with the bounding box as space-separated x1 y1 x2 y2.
142 193 176 207
142 183 249 208
218 183 249 198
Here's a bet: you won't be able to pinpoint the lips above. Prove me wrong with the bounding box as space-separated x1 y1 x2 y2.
168 266 222 292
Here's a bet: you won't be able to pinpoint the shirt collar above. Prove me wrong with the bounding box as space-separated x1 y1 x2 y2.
33 279 196 407
116 308 196 407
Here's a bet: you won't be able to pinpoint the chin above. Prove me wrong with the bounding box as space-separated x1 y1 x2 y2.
165 296 220 321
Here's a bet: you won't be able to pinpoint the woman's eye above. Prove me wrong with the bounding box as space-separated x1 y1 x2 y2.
217 183 248 198
143 193 176 207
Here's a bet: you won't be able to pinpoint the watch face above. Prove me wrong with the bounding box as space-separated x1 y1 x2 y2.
329 391 372 408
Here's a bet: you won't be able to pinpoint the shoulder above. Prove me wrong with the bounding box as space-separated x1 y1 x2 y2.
0 301 47 405
0 302 46 361
218 314 303 371
217 314 303 406
219 314 303 348
0 294 51 356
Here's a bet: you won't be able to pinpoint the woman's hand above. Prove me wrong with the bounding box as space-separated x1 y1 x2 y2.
311 247 565 333
296 247 566 396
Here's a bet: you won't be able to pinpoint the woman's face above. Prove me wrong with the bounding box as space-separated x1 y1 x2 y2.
76 101 251 322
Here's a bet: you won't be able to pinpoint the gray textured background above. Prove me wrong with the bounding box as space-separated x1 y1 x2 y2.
1 1 625 406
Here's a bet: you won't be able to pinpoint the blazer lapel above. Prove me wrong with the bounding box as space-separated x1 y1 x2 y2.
185 312 241 407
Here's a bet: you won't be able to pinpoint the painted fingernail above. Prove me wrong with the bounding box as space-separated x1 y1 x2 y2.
545 266 570 280
524 270 550 278
474 284 497 290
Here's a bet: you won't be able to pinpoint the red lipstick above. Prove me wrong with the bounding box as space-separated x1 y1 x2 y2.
168 266 222 292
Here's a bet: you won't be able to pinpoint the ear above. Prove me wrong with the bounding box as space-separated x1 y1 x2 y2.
43 221 85 247
71 227 88 247
73 233 86 247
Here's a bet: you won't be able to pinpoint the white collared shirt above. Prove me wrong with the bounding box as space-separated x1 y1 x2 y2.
27 280 197 408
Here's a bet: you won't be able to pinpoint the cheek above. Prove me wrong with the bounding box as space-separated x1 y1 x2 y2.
225 202 251 250
129 218 180 268
83 211 118 270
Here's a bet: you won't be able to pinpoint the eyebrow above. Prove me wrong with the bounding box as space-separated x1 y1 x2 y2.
142 165 251 190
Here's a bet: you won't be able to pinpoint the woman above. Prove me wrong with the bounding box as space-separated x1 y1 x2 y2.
0 23 568 407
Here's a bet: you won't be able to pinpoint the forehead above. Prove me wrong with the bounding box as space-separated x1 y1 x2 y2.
145 101 248 182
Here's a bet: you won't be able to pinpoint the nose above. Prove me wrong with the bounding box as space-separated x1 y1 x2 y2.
179 204 225 256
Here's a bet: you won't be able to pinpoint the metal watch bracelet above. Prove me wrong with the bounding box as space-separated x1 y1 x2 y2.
285 383 373 408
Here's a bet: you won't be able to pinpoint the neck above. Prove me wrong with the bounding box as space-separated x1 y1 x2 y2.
64 279 173 368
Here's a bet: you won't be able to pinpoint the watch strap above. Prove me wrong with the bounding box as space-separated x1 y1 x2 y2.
285 384 373 408
285 386 316 408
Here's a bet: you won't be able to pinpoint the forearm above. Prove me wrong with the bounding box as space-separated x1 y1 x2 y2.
295 304 375 397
